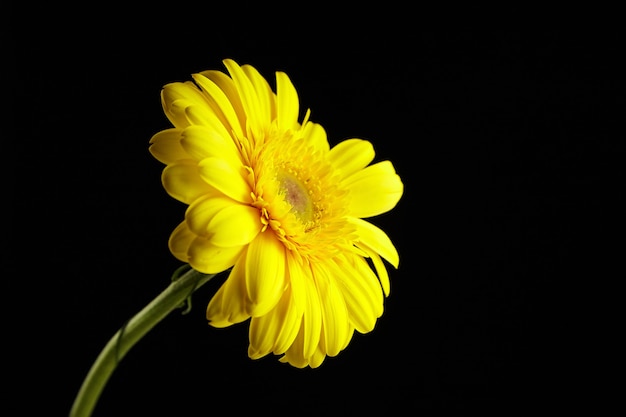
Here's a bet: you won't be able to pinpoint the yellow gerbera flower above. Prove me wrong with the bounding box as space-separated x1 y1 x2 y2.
149 59 403 368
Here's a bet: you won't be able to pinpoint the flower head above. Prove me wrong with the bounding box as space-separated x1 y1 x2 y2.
150 59 403 368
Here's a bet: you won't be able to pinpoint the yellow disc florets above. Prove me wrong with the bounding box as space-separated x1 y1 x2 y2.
248 133 353 261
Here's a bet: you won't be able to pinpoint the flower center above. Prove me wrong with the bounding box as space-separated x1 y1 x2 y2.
278 171 314 225
249 134 355 260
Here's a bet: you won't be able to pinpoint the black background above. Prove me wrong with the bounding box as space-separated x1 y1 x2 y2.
10 7 619 416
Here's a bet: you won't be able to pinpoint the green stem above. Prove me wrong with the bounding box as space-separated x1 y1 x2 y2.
70 268 216 417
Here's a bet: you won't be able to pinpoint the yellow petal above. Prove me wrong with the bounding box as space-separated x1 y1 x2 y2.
180 125 242 167
188 236 244 275
206 255 250 327
162 160 215 204
330 255 383 333
185 195 261 247
278 317 327 369
279 328 329 368
248 314 275 360
268 253 307 355
167 99 194 128
244 231 286 317
286 253 306 320
183 102 234 140
167 221 194 262
301 265 322 359
300 121 330 153
248 283 301 360
349 215 400 297
161 81 205 128
271 285 303 355
352 254 385 318
276 71 299 132
242 64 273 126
160 94 187 129
184 103 230 134
343 160 404 218
328 139 375 180
279 325 308 368
358 244 391 296
185 195 231 237
148 128 187 164
191 72 245 139
341 324 355 351
348 217 400 268
313 263 350 357
206 286 231 328
209 204 262 247
197 157 251 203
223 59 264 139
162 81 206 106
308 346 326 369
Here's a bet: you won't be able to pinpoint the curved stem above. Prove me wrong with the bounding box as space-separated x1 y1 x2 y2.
70 268 216 417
